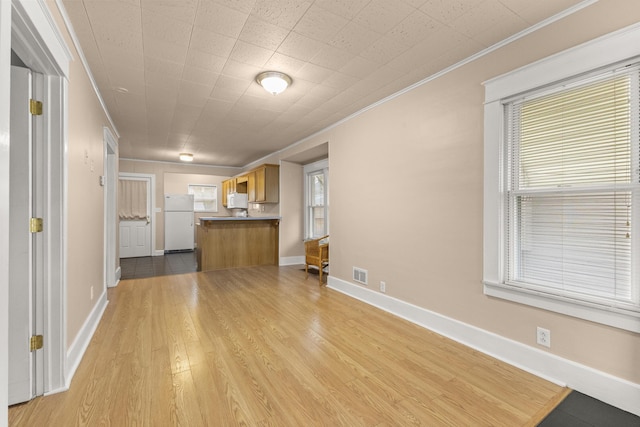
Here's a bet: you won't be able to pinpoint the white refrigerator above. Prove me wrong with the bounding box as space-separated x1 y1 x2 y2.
164 194 195 251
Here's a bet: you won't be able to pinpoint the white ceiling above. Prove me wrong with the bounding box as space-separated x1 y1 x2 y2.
60 0 583 167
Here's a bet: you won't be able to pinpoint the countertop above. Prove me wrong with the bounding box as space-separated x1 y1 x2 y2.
199 216 280 221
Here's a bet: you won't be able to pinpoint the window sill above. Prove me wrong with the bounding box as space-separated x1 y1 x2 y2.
483 281 640 333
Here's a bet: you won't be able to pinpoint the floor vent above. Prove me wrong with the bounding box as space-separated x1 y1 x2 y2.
353 267 368 285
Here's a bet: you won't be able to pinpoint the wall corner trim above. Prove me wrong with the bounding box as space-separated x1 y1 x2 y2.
65 291 108 388
327 276 640 417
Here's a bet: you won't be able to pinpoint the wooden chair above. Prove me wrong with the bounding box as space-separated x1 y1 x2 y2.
304 235 329 285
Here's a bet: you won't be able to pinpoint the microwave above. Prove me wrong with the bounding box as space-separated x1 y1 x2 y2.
227 192 248 209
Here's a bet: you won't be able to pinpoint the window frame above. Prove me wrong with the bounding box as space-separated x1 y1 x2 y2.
303 159 329 239
187 184 218 213
483 23 640 333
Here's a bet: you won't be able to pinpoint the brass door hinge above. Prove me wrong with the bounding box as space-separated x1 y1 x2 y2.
30 335 43 351
30 217 43 233
30 99 43 116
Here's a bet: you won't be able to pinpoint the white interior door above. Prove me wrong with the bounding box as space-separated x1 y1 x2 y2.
9 65 44 405
119 177 151 258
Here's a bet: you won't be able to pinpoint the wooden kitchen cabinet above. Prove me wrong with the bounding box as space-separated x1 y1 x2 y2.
251 164 279 203
221 178 234 207
247 171 256 202
224 164 279 206
197 217 280 271
222 175 251 207
235 175 248 194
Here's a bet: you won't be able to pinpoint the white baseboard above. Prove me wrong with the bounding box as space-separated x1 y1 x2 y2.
154 250 164 256
327 276 640 417
280 256 304 266
44 385 69 396
65 289 108 388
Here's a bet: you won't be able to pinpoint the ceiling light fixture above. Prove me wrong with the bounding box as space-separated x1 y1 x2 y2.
179 153 193 162
256 71 292 95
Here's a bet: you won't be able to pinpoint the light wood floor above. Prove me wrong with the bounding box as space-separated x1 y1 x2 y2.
9 266 568 426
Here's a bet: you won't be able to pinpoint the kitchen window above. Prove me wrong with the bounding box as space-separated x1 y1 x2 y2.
188 184 217 213
304 159 329 239
483 25 640 332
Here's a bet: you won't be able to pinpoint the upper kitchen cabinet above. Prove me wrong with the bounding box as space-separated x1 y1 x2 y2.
235 175 248 194
221 178 235 207
247 171 256 202
222 164 279 207
249 164 279 203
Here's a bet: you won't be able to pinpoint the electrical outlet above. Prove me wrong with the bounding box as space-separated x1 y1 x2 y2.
90 286 94 300
536 327 551 348
380 281 386 293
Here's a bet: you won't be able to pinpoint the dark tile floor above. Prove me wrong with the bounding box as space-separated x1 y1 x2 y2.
119 251 197 280
539 391 640 426
119 258 638 426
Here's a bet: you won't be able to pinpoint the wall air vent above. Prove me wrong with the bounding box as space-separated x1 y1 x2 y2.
353 267 368 285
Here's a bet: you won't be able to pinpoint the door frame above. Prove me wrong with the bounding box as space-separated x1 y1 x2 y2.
104 127 119 287
119 172 158 257
1 2 10 416
2 0 72 411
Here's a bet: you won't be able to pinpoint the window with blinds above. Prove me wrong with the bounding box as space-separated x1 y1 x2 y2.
188 184 217 212
504 64 640 309
308 169 327 238
304 159 329 239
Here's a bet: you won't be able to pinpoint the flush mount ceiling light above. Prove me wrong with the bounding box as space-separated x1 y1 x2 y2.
256 71 292 95
179 153 193 162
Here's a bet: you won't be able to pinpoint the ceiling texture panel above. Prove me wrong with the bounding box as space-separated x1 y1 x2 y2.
60 0 585 166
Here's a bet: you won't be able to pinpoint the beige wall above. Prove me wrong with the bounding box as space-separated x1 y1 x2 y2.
251 0 640 384
119 160 239 251
47 2 117 348
279 161 304 258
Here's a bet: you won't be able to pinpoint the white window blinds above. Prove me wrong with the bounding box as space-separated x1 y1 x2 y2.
188 184 217 212
505 64 640 308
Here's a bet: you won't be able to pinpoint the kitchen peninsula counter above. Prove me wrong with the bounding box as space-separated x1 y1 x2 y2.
196 217 280 271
